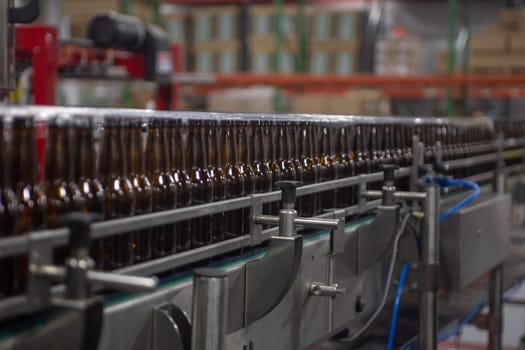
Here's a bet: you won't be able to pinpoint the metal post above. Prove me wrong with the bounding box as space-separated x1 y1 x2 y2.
279 204 297 237
411 135 423 192
488 265 503 350
419 184 440 350
0 0 14 90
192 268 229 350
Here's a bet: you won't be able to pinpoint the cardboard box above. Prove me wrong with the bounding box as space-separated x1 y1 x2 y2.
309 47 358 75
469 54 509 73
193 41 240 73
500 8 525 31
469 30 509 52
309 8 365 42
510 33 525 52
192 6 238 42
250 49 296 74
208 87 277 113
509 54 525 71
290 94 328 114
249 5 297 37
248 34 297 52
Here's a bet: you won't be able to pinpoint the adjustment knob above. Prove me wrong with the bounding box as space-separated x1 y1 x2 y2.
58 212 103 251
274 181 303 204
380 164 400 183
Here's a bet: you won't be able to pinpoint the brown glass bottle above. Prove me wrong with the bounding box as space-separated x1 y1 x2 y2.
368 125 383 190
43 117 84 230
336 125 355 208
170 119 192 252
290 121 304 185
252 121 273 196
146 119 177 258
239 120 255 235
353 125 371 205
208 119 226 243
267 121 282 215
72 117 105 268
98 117 134 269
125 119 153 263
9 116 47 292
277 121 297 182
297 122 318 216
0 120 18 297
318 124 336 210
188 120 214 248
223 120 246 238
44 117 85 264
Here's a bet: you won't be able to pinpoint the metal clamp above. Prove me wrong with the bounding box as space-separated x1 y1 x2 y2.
310 282 345 298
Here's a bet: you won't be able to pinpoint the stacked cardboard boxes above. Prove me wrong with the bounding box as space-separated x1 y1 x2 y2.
249 5 297 73
375 36 421 76
290 89 391 116
207 86 278 113
469 8 525 74
191 6 240 73
309 7 364 74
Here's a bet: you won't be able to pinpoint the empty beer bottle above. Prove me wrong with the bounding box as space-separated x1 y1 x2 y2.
44 116 84 264
353 124 371 205
99 117 134 269
297 122 318 216
125 119 153 263
146 118 177 258
318 124 336 210
188 120 214 248
277 121 297 181
208 119 226 243
290 121 304 185
238 120 255 235
72 116 105 268
336 125 355 208
43 117 84 230
223 120 245 238
170 119 192 252
266 121 281 215
9 116 47 292
0 120 18 297
252 120 273 197
369 125 383 190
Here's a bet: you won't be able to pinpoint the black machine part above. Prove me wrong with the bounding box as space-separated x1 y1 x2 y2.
86 11 173 83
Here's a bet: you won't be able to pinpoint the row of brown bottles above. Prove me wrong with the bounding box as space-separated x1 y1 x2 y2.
0 114 515 299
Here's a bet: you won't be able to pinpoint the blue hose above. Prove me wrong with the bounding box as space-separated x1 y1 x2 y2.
387 262 410 350
426 177 481 221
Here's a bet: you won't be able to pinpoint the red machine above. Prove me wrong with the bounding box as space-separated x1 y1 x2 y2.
13 12 180 110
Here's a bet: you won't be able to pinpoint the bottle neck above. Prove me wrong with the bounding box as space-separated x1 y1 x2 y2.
44 124 71 182
237 124 248 165
206 123 217 168
146 122 163 174
190 125 206 169
253 124 263 163
127 122 145 175
11 119 38 186
278 124 288 160
223 124 236 167
73 124 96 180
99 123 125 178
172 123 185 171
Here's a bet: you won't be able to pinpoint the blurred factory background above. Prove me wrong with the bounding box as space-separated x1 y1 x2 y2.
9 0 524 120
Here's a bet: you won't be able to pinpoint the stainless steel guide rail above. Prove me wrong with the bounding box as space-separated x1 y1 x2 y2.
0 145 522 322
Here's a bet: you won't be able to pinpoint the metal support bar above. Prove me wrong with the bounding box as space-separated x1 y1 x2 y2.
31 264 159 292
361 190 427 201
488 265 504 350
192 268 229 350
419 184 440 350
